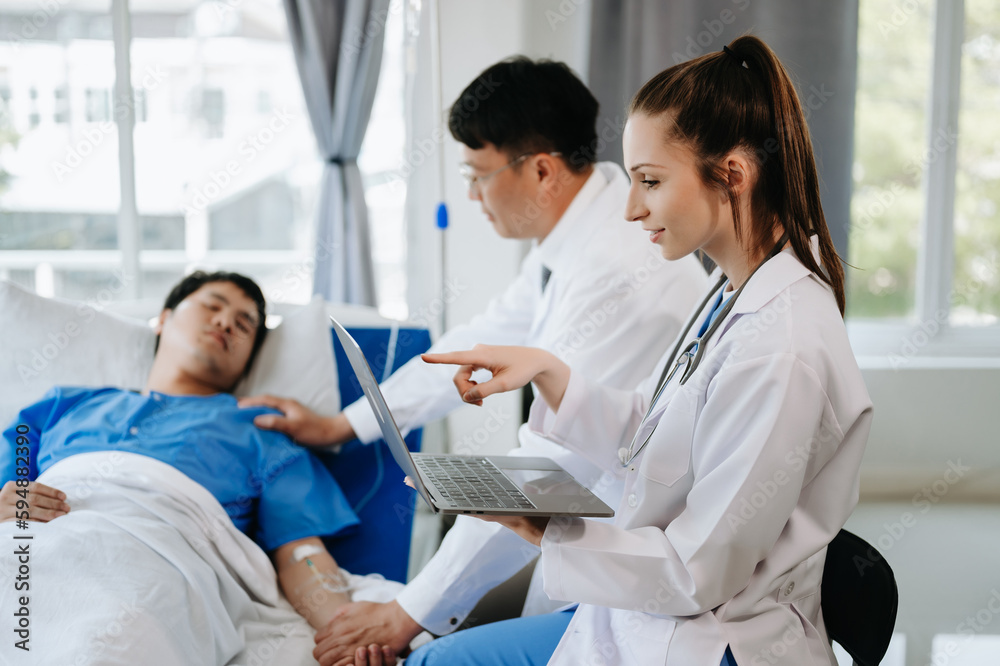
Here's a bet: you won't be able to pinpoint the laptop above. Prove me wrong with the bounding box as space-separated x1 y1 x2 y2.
331 317 615 518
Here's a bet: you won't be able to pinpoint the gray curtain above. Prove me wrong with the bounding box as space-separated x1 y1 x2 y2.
283 0 390 305
587 0 859 258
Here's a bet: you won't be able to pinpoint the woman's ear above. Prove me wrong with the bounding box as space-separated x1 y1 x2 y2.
722 151 754 198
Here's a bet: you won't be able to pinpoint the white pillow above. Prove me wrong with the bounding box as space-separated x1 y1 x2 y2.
0 281 340 429
0 280 156 430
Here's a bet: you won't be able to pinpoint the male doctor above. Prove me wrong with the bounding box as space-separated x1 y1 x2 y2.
240 56 707 664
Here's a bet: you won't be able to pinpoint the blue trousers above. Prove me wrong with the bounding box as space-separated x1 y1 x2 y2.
405 610 739 665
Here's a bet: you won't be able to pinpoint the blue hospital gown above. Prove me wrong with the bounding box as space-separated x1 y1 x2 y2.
1 386 359 552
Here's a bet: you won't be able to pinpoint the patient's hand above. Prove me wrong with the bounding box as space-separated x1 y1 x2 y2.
238 394 355 446
0 480 70 523
338 644 396 666
313 600 420 666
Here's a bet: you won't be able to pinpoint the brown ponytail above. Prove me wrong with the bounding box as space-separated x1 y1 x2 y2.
628 35 846 315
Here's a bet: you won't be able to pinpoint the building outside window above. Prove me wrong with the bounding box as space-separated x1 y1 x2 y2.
0 0 408 315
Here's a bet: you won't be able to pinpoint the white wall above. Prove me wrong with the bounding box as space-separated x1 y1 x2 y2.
858 361 1000 502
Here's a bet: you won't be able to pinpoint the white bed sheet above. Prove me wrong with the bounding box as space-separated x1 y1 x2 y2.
0 451 403 665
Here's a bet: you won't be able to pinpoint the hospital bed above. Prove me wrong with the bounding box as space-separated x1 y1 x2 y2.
0 279 431 663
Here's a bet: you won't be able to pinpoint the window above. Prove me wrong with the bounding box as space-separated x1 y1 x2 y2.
0 82 12 192
952 0 1000 324
848 0 999 359
0 0 121 298
129 0 322 302
0 0 325 305
200 88 224 139
28 86 39 128
54 86 69 123
0 0 409 313
848 0 932 319
85 87 110 122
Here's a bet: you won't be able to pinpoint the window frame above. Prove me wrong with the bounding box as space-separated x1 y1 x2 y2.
848 0 1000 363
112 0 140 299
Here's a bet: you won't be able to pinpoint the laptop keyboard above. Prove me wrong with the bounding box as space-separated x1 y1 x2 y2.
416 456 536 510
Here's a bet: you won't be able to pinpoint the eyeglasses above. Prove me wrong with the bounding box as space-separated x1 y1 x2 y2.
458 152 561 191
458 153 530 191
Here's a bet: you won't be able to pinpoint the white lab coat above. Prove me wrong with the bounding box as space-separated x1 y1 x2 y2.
531 244 873 665
355 163 709 633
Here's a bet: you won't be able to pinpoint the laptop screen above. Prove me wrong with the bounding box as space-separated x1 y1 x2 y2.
329 317 437 510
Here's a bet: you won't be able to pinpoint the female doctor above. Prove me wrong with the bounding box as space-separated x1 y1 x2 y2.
354 36 874 666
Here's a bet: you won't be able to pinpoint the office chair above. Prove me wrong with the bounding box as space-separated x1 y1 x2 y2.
822 529 899 666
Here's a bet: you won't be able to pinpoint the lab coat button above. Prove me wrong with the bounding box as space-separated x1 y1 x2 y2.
784 582 795 596
627 494 637 508
129 427 139 436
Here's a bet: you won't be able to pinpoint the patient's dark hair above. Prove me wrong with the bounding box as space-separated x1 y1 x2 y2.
155 271 268 376
448 56 598 173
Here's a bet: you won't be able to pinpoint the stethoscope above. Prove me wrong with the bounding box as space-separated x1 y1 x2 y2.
617 234 789 468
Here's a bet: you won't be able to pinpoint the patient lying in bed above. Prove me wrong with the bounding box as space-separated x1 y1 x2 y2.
0 271 398 666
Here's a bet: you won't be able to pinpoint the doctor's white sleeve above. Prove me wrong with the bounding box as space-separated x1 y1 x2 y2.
340 263 539 444
539 354 870 616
